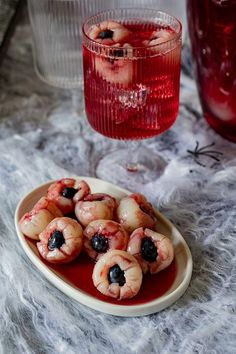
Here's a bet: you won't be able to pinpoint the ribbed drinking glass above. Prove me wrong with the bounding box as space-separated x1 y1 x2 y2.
82 8 182 184
27 0 114 88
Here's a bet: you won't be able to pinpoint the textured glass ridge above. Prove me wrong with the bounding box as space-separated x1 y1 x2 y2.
27 0 114 88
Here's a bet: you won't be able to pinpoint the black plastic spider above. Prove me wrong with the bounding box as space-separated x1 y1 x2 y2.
187 141 223 167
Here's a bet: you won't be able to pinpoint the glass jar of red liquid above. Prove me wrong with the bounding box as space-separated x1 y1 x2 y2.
187 0 236 141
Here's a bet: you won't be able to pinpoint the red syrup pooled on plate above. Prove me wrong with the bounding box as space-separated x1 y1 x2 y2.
27 239 177 305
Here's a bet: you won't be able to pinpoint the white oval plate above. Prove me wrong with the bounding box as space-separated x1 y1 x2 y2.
15 177 192 317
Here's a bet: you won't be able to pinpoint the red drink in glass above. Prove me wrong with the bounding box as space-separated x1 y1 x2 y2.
83 10 182 140
187 0 236 141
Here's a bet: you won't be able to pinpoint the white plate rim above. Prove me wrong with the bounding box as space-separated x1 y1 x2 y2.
14 176 193 317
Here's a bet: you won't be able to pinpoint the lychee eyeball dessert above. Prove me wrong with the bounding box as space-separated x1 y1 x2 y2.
127 227 174 274
116 193 156 233
84 19 134 87
37 217 83 264
94 48 134 87
47 178 90 214
19 197 63 240
83 220 129 261
92 250 143 300
75 193 117 228
143 29 175 47
88 20 131 45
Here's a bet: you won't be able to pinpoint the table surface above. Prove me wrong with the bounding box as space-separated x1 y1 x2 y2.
0 19 236 354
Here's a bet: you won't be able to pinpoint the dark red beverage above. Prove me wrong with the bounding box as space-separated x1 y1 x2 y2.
187 0 236 141
83 13 182 140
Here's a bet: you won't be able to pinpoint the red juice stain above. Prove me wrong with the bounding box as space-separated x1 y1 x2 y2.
27 239 177 306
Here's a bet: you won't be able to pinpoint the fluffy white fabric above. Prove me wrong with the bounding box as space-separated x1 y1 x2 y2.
0 24 236 354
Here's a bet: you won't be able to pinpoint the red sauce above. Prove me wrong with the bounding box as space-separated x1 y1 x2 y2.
28 239 177 306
